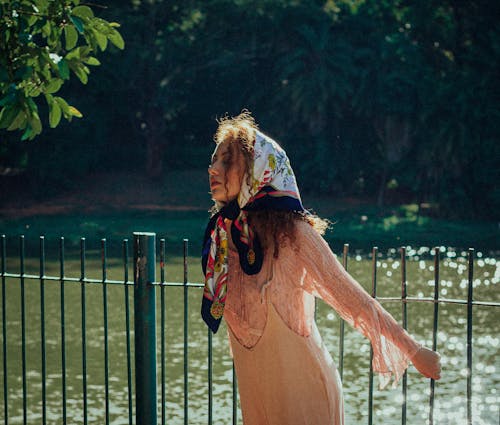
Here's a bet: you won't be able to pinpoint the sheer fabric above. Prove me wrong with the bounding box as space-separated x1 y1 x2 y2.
224 220 421 391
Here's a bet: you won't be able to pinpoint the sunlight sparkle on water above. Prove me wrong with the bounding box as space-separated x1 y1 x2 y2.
459 367 470 377
409 393 422 402
446 260 458 268
407 247 417 257
417 246 431 255
477 335 499 347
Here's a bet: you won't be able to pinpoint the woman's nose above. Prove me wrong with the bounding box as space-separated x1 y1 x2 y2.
208 165 218 175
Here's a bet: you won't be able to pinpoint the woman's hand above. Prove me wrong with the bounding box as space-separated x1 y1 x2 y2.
411 347 442 380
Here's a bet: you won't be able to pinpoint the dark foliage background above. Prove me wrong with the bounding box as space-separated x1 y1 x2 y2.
1 0 499 219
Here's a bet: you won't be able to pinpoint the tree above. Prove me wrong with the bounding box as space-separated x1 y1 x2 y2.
0 0 124 140
94 0 208 179
401 0 500 218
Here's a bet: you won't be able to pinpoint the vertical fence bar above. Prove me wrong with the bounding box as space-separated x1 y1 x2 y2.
160 238 166 425
339 244 348 380
20 236 27 425
183 239 189 425
59 237 67 425
429 247 440 424
102 239 110 425
39 237 47 425
400 247 407 425
467 248 474 425
1 235 8 425
133 232 157 425
232 364 238 425
208 330 213 425
80 238 88 425
368 247 378 425
123 239 133 425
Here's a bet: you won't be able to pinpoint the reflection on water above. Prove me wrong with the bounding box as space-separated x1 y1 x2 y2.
0 247 498 424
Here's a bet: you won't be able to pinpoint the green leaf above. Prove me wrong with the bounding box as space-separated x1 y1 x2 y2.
84 57 101 66
45 78 63 94
64 25 78 50
107 28 125 50
26 98 37 112
70 16 85 34
41 21 51 37
58 59 70 80
65 46 91 60
54 96 71 117
0 105 21 129
49 100 62 127
68 106 83 118
71 5 94 19
45 93 54 105
7 109 26 131
69 63 89 84
30 111 42 136
21 126 32 141
93 30 108 51
36 0 49 8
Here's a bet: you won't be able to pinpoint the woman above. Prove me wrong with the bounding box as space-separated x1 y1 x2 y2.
201 111 441 425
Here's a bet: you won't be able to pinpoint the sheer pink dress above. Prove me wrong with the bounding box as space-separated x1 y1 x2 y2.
224 220 421 425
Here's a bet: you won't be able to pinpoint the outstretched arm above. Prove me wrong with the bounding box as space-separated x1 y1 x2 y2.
289 220 441 387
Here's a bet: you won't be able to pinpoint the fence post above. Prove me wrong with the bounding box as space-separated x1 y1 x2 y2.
134 232 157 425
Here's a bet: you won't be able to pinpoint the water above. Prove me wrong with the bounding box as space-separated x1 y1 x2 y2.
0 247 498 424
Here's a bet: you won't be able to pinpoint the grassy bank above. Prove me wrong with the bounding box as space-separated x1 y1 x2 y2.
0 170 497 255
0 204 497 257
322 203 498 253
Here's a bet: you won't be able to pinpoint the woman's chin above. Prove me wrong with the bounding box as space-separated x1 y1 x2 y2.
210 194 228 204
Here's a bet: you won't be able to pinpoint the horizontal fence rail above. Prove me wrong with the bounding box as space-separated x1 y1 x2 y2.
0 234 498 425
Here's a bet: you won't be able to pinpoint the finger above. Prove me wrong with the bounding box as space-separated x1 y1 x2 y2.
432 370 441 380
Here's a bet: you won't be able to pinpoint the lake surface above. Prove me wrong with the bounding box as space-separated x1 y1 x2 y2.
0 246 498 424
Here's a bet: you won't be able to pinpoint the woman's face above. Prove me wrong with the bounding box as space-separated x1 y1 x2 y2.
208 140 245 204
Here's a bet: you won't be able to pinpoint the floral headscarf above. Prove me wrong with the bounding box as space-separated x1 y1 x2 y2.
201 131 305 333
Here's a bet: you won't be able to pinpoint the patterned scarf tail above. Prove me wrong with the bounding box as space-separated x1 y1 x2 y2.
202 296 222 333
201 212 230 334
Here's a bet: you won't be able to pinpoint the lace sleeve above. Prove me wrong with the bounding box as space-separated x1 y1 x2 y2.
293 220 421 388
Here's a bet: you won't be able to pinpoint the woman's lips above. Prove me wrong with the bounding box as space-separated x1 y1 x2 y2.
210 181 221 190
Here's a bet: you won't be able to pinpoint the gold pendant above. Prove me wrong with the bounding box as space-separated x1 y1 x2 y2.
210 299 224 319
247 249 255 265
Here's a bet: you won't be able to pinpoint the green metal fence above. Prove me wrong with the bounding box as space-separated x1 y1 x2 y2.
0 233 498 424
